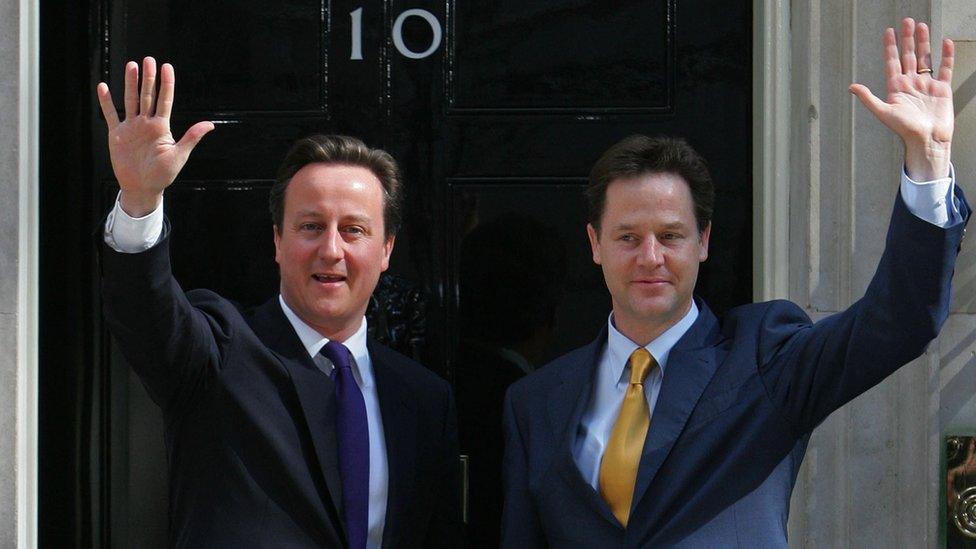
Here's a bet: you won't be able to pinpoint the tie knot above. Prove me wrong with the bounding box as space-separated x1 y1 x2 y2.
320 340 352 371
627 347 655 385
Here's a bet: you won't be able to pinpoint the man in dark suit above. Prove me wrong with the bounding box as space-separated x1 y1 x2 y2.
502 18 970 547
95 58 462 547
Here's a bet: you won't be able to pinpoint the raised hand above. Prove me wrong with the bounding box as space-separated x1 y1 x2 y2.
96 57 214 216
850 18 954 181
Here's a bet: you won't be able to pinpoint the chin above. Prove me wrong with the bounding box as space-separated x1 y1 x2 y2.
633 302 681 322
310 303 347 321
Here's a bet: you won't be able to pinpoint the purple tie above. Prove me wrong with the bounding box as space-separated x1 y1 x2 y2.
321 341 369 549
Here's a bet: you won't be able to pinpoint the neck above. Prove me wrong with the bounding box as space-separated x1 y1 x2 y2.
612 301 692 347
313 321 361 343
278 293 365 343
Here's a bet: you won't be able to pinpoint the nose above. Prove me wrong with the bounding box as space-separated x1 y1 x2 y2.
636 236 664 268
318 227 343 262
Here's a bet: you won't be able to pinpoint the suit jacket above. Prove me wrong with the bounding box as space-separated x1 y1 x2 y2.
100 229 464 548
501 190 970 548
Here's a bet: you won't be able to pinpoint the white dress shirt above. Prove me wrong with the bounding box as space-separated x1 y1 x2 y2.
278 299 388 549
573 302 699 488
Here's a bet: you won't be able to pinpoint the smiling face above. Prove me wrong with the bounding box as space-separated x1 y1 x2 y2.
587 172 710 345
273 163 394 341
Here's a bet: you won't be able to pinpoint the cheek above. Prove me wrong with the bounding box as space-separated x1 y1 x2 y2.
281 242 316 267
604 255 632 283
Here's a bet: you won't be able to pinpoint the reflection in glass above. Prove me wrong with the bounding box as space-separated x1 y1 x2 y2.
455 212 567 547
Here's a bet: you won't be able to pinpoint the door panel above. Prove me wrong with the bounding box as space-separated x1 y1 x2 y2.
449 1 672 112
110 0 328 113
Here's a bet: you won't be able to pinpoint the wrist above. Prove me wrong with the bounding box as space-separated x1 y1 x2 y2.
119 190 163 218
904 140 951 181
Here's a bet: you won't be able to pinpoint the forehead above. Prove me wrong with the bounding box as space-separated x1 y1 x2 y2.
603 172 695 225
285 163 384 212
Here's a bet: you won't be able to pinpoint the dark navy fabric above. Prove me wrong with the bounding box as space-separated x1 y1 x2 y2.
501 190 970 548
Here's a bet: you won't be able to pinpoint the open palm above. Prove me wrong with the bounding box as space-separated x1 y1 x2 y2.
850 19 954 180
96 57 214 215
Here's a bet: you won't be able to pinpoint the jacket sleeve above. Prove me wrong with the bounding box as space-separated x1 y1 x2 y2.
758 188 970 435
100 223 230 417
500 386 547 548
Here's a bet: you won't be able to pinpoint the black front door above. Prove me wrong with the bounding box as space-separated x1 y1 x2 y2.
41 1 752 546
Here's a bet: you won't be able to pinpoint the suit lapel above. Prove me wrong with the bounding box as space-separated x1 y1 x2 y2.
249 299 345 527
369 340 417 548
547 327 623 527
630 301 723 512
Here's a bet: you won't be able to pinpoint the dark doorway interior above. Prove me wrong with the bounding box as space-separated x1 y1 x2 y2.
40 1 752 546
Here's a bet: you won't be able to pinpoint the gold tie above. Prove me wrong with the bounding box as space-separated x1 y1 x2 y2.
599 347 656 527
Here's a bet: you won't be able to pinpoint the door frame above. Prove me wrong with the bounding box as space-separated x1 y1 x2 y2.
12 0 41 545
753 0 792 301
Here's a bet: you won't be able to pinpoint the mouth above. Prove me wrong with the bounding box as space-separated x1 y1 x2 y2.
312 273 347 284
632 279 671 286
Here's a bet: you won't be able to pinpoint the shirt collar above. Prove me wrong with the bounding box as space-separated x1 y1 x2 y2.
278 295 373 388
606 300 699 385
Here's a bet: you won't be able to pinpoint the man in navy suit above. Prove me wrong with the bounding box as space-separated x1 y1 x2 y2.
95 59 462 547
502 18 970 547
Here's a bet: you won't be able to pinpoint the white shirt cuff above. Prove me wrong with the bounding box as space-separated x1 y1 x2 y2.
103 191 165 253
900 163 963 228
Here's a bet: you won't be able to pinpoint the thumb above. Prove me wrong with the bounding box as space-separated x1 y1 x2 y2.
849 84 889 120
175 121 215 159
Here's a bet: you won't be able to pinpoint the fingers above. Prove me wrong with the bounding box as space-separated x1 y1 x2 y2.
156 63 175 119
175 121 216 160
916 23 932 73
850 84 889 120
96 82 120 129
900 18 917 74
119 57 176 119
123 61 138 118
939 38 955 83
883 28 900 93
139 57 157 116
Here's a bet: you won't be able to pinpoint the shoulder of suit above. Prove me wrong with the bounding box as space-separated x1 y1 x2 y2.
721 299 810 329
182 288 253 339
506 343 593 402
369 340 451 394
720 299 813 353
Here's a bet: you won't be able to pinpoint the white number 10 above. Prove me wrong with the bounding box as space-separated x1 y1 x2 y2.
350 7 443 61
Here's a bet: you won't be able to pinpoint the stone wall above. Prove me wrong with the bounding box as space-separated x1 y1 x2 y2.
0 0 24 542
1 0 37 546
788 1 976 545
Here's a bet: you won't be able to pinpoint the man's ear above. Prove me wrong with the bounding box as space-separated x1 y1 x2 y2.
698 222 711 262
273 225 282 265
586 223 602 265
380 234 396 272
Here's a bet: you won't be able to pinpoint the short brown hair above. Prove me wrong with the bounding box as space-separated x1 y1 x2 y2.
586 135 714 233
270 135 404 238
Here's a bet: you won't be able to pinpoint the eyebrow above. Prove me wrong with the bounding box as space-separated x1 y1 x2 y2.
660 221 688 230
611 220 688 232
294 211 373 224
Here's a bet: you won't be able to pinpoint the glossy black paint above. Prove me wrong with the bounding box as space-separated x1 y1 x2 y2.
41 1 752 546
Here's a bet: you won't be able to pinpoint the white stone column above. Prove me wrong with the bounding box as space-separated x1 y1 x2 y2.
785 0 976 545
0 0 39 545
